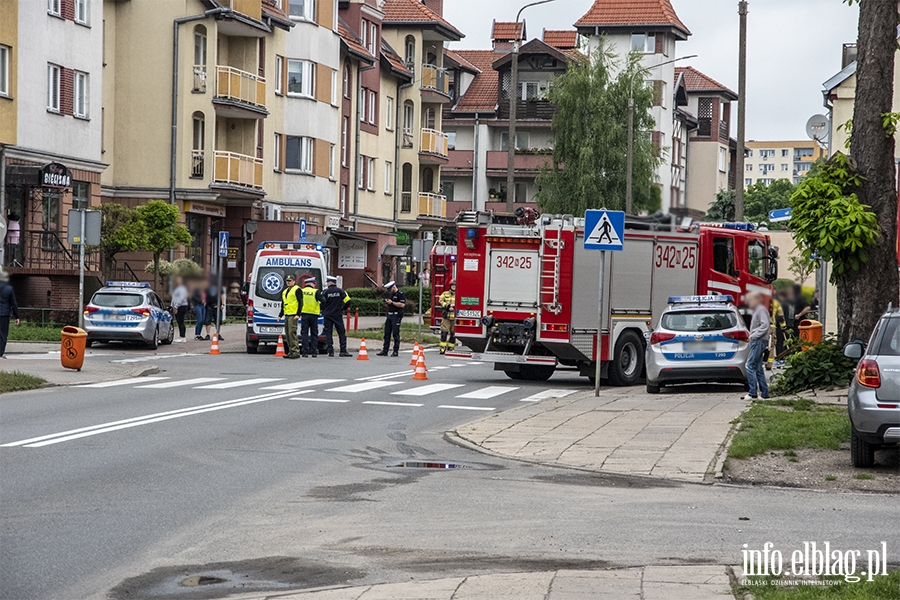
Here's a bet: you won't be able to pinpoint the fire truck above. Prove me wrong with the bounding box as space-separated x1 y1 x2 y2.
444 211 779 385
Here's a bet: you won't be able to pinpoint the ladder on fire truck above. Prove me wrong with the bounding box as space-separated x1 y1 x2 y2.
540 220 563 315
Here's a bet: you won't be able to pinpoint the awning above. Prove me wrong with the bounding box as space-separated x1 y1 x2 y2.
382 244 411 257
332 231 376 243
305 233 338 249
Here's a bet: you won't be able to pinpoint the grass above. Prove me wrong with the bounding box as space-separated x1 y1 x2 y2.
0 371 47 393
742 571 900 599
825 475 837 481
728 399 851 460
854 473 874 480
8 323 65 342
346 322 441 345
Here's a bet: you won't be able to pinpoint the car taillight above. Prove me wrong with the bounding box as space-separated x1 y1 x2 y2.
84 306 99 315
650 332 675 345
131 308 151 317
247 299 254 323
456 318 478 328
724 329 749 342
857 359 881 388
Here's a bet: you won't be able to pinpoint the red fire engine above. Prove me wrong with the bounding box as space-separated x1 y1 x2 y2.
442 211 778 385
430 243 458 329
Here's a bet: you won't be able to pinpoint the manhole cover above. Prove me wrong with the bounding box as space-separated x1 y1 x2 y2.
389 461 472 469
180 576 228 587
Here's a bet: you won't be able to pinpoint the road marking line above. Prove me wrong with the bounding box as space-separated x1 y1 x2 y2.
1 390 301 448
289 397 349 403
135 377 224 389
326 381 401 393
391 383 465 396
196 378 284 389
469 362 484 365
438 405 495 411
519 389 578 402
78 377 171 388
356 370 414 381
112 352 201 364
456 386 519 399
449 364 466 368
260 379 345 390
429 366 450 370
362 401 423 407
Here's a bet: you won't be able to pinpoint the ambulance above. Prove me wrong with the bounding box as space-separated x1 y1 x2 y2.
245 241 329 354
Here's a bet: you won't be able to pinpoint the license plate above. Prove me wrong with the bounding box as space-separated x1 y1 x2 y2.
685 342 716 353
457 310 482 318
259 326 283 333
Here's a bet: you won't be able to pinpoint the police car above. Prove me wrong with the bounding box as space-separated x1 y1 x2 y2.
645 295 750 394
83 282 174 349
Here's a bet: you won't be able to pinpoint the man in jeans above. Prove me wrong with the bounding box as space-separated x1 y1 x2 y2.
0 270 20 358
744 292 770 400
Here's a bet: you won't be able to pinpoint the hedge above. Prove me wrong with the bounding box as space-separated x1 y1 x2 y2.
346 286 431 316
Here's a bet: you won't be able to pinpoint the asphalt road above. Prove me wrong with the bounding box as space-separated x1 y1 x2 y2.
0 348 895 600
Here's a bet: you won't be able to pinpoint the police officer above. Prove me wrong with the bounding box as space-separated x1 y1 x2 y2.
438 280 456 355
278 275 301 359
377 281 406 357
300 277 323 357
321 276 352 357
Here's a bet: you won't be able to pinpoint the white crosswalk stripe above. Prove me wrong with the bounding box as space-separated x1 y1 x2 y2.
363 400 423 407
196 378 284 389
290 397 349 403
135 377 224 389
438 405 495 411
519 389 577 402
391 383 464 396
326 381 401 393
456 386 518 399
261 379 345 390
79 377 170 388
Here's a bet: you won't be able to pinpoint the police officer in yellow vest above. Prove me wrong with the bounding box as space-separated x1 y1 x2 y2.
300 277 324 358
279 275 301 359
438 280 456 354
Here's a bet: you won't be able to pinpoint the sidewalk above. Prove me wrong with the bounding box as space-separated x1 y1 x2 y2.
452 386 749 483
224 566 735 600
0 343 161 386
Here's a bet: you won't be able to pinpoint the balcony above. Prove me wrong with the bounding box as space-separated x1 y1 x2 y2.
191 151 205 178
213 66 268 118
192 65 207 93
418 192 447 219
5 230 100 275
421 64 451 103
419 128 449 164
485 150 552 178
213 151 264 193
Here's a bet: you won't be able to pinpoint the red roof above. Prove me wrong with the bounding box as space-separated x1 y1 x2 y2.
675 66 736 97
444 48 482 73
382 41 413 79
492 21 525 41
575 0 690 37
542 30 579 49
452 50 502 112
338 19 375 64
382 0 464 40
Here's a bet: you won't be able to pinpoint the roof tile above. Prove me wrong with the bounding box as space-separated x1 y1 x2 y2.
382 0 464 40
542 30 579 49
674 66 735 96
575 0 690 36
338 18 375 64
492 21 524 41
452 50 502 112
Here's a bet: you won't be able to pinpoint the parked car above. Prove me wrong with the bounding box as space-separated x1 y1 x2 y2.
843 305 900 467
645 296 750 394
83 282 174 350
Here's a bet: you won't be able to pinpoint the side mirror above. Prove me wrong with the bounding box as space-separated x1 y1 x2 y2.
843 341 864 360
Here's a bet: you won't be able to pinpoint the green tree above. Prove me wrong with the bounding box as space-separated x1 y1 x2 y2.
536 46 662 215
136 200 192 292
705 179 796 228
706 189 735 222
787 247 816 284
96 203 146 281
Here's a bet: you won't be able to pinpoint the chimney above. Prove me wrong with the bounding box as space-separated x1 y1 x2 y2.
422 0 443 16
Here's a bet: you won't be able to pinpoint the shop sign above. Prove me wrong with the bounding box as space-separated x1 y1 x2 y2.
326 216 341 229
184 201 226 218
394 231 411 245
41 163 72 188
338 239 366 270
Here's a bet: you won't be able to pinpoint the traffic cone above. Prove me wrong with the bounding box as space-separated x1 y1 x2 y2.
274 334 286 358
209 333 221 355
412 351 428 380
357 338 369 360
410 342 420 366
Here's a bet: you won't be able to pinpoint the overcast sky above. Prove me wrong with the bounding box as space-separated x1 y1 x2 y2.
444 0 860 141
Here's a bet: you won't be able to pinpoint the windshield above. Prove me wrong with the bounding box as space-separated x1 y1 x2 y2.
875 317 900 356
255 267 323 302
662 310 738 332
91 293 143 308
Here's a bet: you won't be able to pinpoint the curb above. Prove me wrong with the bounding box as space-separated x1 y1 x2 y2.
710 419 743 482
726 565 755 600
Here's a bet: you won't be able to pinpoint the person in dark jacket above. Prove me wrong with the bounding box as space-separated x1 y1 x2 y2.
377 281 406 357
321 276 352 357
0 270 20 358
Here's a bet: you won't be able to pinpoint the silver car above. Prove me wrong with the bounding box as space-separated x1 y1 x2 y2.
84 282 174 349
843 306 900 467
645 296 750 394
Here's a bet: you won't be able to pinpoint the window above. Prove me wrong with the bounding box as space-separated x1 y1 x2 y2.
384 161 393 194
331 69 338 105
385 96 394 130
447 131 456 150
520 81 539 101
744 178 752 186
368 90 376 124
342 65 350 98
47 64 61 112
341 116 349 166
746 149 753 157
781 163 789 171
357 155 365 189
73 71 88 118
192 113 205 177
274 133 282 171
748 240 766 279
367 158 375 190
329 144 335 179
781 149 789 157
630 32 655 53
193 28 208 92
759 149 775 158
285 135 313 173
712 237 735 277
745 164 753 172
72 181 89 210
404 36 416 68
500 131 530 151
370 23 377 55
48 0 61 16
360 19 368 50
402 101 414 147
760 163 774 174
359 87 366 121
0 45 9 97
717 146 727 173
287 59 314 97
760 178 773 186
289 0 315 21
274 56 283 94
74 0 87 24
340 185 347 214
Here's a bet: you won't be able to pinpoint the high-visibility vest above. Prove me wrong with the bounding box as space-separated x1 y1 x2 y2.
439 291 456 319
301 286 321 315
282 285 300 315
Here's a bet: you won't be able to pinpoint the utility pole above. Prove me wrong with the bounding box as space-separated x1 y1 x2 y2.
507 0 555 213
734 1 748 221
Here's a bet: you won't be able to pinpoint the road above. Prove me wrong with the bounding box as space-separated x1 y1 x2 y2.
0 347 895 600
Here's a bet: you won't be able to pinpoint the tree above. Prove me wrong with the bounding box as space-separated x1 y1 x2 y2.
838 0 900 342
136 200 192 292
97 203 146 281
705 179 796 227
536 47 662 215
787 247 816 284
706 189 735 222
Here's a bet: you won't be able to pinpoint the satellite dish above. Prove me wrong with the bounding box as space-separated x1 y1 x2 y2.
806 114 830 143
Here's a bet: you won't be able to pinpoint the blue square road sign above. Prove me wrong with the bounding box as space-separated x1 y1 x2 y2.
218 231 229 258
584 210 625 251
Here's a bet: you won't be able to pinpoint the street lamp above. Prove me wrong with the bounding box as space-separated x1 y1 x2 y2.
625 54 697 215
506 0 556 213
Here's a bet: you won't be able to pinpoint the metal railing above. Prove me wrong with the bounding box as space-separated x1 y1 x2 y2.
401 192 412 213
5 230 100 272
421 64 450 97
214 151 264 189
215 65 266 108
191 150 205 178
420 128 449 158
192 65 207 92
417 193 446 219
107 259 140 283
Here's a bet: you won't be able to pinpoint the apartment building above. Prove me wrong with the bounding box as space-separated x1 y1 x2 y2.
743 141 825 187
441 25 579 215
0 0 106 308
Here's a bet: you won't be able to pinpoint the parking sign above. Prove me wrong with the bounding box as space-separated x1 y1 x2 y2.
299 219 307 242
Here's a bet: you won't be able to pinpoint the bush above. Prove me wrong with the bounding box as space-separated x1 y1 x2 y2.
344 286 431 316
772 278 794 292
172 258 203 279
770 337 857 395
144 259 176 277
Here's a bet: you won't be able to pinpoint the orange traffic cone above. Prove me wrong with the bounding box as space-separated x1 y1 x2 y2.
410 342 420 366
274 334 286 358
357 338 369 360
412 351 428 380
209 333 221 355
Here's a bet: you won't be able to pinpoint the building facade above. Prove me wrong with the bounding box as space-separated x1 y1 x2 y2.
743 141 826 188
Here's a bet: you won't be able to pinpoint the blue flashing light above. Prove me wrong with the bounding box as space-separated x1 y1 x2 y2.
105 281 150 288
466 229 477 239
698 222 756 232
667 295 734 304
449 255 457 261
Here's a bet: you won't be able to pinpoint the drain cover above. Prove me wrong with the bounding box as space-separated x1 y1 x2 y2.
180 576 228 587
389 461 471 469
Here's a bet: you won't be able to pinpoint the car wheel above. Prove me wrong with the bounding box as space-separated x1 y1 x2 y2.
608 331 644 386
85 340 93 348
519 364 555 381
246 343 258 354
850 426 876 468
147 326 159 350
161 323 175 345
646 382 661 394
503 369 524 380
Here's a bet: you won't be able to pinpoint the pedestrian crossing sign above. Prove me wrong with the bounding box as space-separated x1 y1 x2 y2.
584 210 625 251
